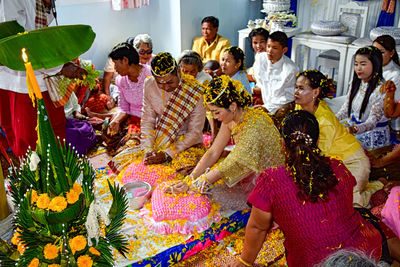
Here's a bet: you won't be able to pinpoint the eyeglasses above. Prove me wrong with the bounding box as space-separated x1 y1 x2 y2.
138 49 153 55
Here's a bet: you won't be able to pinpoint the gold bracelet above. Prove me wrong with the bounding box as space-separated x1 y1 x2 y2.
237 257 252 267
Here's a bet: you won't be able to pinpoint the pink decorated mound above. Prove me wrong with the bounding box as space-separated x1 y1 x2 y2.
122 161 176 187
140 182 221 235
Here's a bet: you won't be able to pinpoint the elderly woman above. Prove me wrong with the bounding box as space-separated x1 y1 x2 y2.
230 111 383 267
178 50 212 84
103 34 154 96
168 75 284 210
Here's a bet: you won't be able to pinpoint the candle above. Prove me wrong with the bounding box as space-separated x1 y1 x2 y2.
21 48 42 100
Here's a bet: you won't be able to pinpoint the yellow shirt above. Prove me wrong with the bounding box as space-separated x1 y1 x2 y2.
192 34 230 63
296 100 360 160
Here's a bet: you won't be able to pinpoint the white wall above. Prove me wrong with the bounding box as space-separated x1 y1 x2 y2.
53 0 263 70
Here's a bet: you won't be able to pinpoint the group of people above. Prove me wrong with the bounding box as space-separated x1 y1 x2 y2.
2 4 400 265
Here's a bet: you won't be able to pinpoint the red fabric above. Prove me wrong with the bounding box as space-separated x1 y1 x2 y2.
75 84 90 105
126 115 141 135
83 93 109 113
0 89 66 158
248 159 382 267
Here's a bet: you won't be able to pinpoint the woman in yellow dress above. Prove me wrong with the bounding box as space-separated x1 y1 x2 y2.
168 75 284 210
294 69 378 207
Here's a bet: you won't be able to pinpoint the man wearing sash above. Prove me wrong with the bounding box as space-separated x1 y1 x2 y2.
141 52 206 165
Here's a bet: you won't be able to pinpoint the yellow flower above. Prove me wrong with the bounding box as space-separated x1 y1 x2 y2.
49 196 68 212
69 235 87 254
66 188 80 204
27 257 39 267
89 247 101 256
11 229 21 245
30 190 38 204
77 255 93 267
43 243 59 260
36 193 50 209
73 183 83 195
48 264 61 267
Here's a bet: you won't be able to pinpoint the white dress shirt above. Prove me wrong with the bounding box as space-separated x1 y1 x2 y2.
253 53 299 114
0 0 60 94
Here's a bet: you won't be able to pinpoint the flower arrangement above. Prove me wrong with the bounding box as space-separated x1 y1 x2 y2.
0 84 128 266
266 12 298 28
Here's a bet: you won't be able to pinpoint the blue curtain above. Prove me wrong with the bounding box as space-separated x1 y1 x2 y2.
290 0 297 15
377 0 396 27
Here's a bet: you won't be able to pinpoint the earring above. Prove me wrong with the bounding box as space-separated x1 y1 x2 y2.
312 96 315 101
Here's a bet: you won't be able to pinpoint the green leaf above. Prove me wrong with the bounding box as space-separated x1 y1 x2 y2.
0 24 95 71
0 20 24 40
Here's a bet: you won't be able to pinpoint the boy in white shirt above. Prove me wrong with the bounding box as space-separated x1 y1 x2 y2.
253 31 299 127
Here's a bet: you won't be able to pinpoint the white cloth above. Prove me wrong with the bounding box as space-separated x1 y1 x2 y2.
196 71 212 85
0 0 36 31
253 53 298 114
383 61 400 130
64 92 81 119
0 0 60 94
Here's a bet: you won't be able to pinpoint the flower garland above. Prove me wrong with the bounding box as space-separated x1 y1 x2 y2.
151 52 177 77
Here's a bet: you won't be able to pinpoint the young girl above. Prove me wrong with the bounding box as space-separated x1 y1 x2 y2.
336 46 390 150
220 46 251 94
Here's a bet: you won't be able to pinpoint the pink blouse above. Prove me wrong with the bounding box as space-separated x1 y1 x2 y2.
115 64 151 118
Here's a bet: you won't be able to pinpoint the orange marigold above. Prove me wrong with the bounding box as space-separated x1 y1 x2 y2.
89 247 101 256
48 196 67 212
66 188 80 204
73 183 83 195
36 193 50 209
43 243 59 260
69 235 87 254
77 255 93 267
30 190 38 204
11 230 21 245
17 243 26 255
27 257 39 267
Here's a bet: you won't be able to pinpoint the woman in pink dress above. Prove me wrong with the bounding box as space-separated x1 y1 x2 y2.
102 42 151 154
230 110 383 267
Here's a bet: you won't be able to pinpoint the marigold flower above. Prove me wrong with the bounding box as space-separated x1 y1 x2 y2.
69 235 87 254
36 193 50 209
77 255 93 267
48 196 68 212
11 230 21 245
30 189 38 204
27 257 39 267
43 243 59 260
73 183 83 195
89 247 101 256
17 243 26 255
66 188 80 204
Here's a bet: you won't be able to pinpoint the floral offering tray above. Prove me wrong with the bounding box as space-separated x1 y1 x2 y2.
93 167 251 266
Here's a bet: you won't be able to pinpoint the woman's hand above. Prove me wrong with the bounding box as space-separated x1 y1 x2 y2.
107 120 120 136
191 175 212 195
163 181 190 194
346 126 358 134
380 80 396 93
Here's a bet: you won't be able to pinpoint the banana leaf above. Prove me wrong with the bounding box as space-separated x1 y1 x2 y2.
0 24 96 71
0 20 24 40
